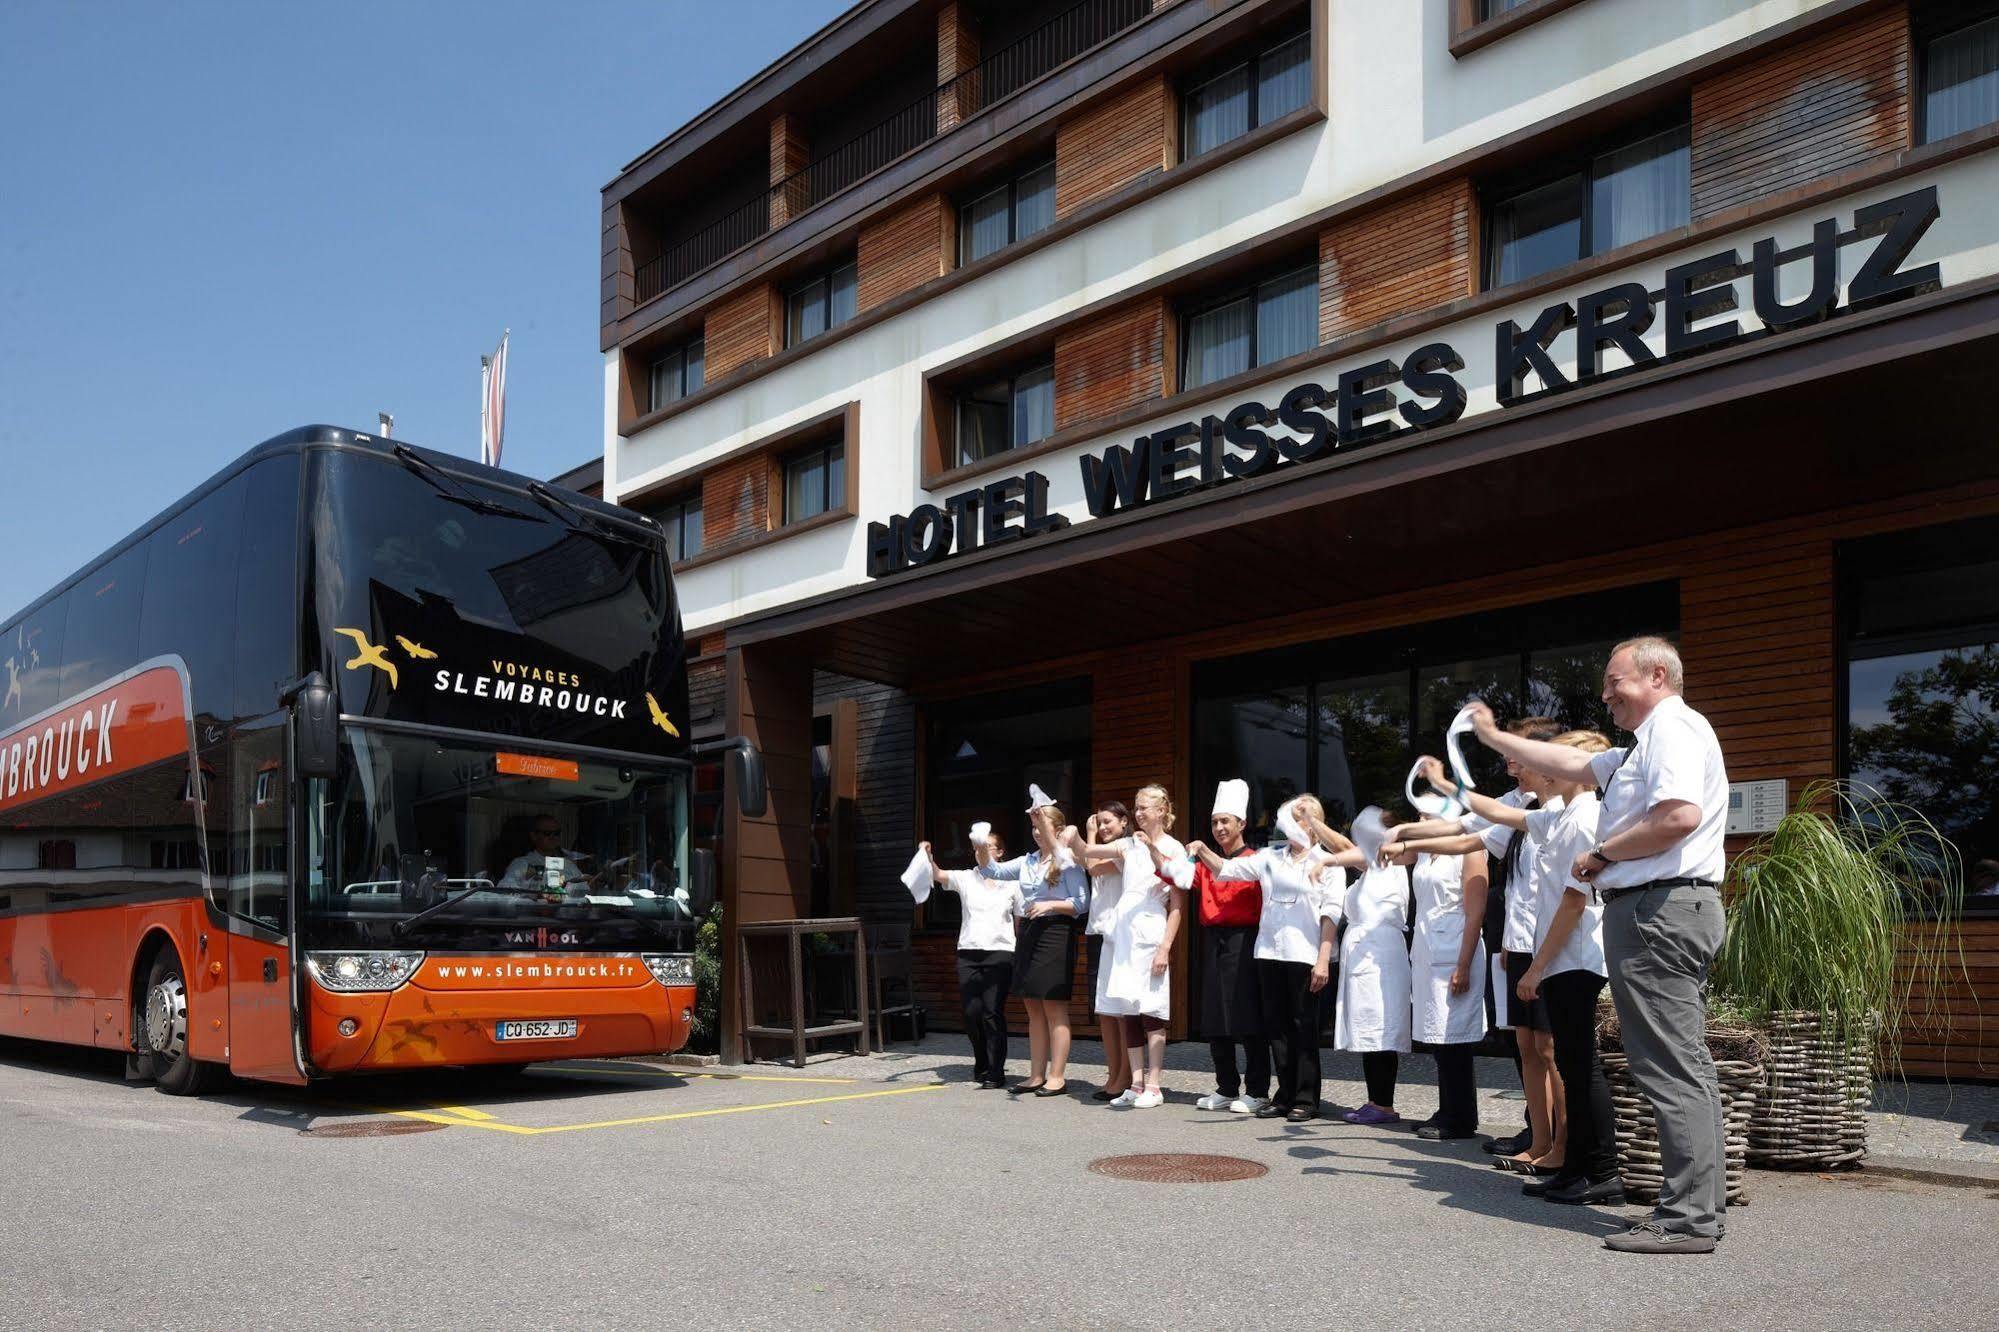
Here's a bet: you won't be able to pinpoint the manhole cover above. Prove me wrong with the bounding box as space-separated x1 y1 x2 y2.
1088 1153 1268 1183
298 1119 447 1138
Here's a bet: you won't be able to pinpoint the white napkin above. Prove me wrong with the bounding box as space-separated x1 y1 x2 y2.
1275 798 1311 850
1025 783 1055 812
1352 806 1392 864
1406 757 1466 819
1446 702 1481 793
969 820 993 847
901 848 933 905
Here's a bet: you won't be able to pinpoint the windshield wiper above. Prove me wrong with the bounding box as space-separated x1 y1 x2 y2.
526 480 632 543
392 875 540 938
391 444 525 519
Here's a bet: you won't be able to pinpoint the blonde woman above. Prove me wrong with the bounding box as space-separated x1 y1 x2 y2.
1073 784 1188 1109
1188 796 1344 1123
1084 799 1135 1101
977 798 1087 1097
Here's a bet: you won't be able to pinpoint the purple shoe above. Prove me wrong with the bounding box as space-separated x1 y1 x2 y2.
1343 1104 1401 1125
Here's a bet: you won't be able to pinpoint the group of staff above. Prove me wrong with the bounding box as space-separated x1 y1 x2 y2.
909 636 1733 1256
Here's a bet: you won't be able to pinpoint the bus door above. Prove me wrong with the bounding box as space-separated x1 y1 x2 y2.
226 714 304 1083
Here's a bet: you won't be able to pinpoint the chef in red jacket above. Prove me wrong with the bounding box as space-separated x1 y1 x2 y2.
1192 779 1272 1114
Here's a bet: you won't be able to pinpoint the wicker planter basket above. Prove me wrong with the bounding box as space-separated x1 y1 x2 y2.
1744 1010 1875 1169
1598 1008 1764 1204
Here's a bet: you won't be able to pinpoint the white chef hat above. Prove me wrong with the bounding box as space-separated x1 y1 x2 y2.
1351 805 1391 865
1025 783 1056 813
1212 779 1249 821
900 847 933 905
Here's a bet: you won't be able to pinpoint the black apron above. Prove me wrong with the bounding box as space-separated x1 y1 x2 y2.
1201 925 1264 1038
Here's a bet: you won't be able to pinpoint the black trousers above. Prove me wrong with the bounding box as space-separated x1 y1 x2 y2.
1210 1038 1271 1099
1432 1045 1479 1133
1257 960 1320 1111
1542 969 1619 1182
956 950 1013 1082
1362 1051 1399 1107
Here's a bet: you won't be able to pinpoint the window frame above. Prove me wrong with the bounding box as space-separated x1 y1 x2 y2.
1480 109 1690 291
957 160 1057 266
785 259 859 348
1177 259 1320 392
646 491 704 564
648 337 705 413
1915 0 1999 145
953 358 1056 468
782 439 846 526
1179 28 1313 161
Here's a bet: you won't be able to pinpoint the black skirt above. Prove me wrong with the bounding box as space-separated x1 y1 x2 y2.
1200 924 1265 1038
1014 914 1079 1000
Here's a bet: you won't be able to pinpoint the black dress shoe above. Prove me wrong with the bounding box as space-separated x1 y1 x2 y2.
979 1079 1007 1090
1033 1083 1069 1098
1416 1123 1476 1141
1522 1172 1571 1196
1285 1106 1315 1123
1253 1102 1289 1119
1544 1174 1626 1205
1482 1128 1533 1155
1091 1088 1121 1102
1007 1081 1043 1095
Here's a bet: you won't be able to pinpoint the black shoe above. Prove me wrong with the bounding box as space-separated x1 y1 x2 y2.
1545 1174 1626 1206
1482 1128 1533 1155
1416 1123 1475 1141
1522 1172 1573 1197
1033 1082 1069 1098
979 1079 1007 1090
1006 1081 1042 1096
1285 1106 1315 1123
1602 1222 1717 1254
1253 1102 1288 1119
1090 1088 1119 1102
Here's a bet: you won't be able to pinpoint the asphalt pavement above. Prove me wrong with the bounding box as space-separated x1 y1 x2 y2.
2 1034 1994 1331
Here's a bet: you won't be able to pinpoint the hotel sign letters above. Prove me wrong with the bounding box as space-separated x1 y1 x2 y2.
867 186 1941 578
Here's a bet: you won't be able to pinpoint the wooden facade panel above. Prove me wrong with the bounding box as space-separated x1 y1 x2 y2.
704 282 778 382
1689 5 1910 221
1053 295 1168 429
699 451 771 551
1054 73 1171 218
1318 178 1476 341
857 193 953 313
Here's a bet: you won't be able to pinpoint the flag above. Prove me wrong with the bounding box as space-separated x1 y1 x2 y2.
480 330 509 468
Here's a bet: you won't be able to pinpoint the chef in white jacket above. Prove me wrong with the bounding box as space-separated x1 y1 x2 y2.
910 836 1022 1090
1408 847 1490 1139
1336 806 1413 1126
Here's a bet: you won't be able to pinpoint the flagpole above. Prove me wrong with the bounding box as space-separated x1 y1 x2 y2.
479 355 492 466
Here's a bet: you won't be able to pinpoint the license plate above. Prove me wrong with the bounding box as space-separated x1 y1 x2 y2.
495 1019 579 1041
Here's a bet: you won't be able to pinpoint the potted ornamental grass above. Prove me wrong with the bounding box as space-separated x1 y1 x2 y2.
1712 781 1968 1168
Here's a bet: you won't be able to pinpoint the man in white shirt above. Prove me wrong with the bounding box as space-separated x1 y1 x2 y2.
1463 636 1730 1256
499 817 594 898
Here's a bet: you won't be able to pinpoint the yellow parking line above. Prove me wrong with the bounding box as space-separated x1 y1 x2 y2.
382 1108 538 1135
528 1083 944 1134
428 1103 497 1121
533 1063 857 1086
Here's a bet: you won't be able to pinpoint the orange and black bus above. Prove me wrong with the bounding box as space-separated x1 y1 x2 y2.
0 426 758 1093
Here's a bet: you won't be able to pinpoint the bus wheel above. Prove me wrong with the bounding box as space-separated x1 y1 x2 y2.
141 951 219 1096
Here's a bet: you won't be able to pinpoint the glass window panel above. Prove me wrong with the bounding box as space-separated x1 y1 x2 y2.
1417 655 1521 795
681 497 703 558
650 348 684 411
787 450 826 523
1488 172 1584 287
829 263 858 329
1254 267 1319 367
59 544 148 698
1185 63 1252 158
1590 124 1690 255
1315 671 1410 830
1926 16 1999 142
825 445 844 511
1012 363 1055 447
961 185 1013 264
1256 34 1312 124
958 380 1011 466
684 340 704 394
1014 163 1056 242
659 507 681 561
788 278 827 345
1184 296 1253 390
4 595 67 721
1482 0 1532 17
1526 640 1624 739
1193 685 1308 849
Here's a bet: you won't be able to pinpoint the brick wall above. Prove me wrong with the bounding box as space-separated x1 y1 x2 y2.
1690 3 1911 220
704 282 778 381
1055 73 1172 218
1052 294 1169 430
1318 178 1477 341
857 193 954 313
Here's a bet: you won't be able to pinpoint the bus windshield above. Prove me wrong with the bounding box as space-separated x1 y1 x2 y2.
307 728 695 953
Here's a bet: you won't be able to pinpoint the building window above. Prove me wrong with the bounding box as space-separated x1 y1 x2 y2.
959 162 1056 265
786 260 858 347
1181 31 1312 160
1484 117 1689 289
1921 6 1999 142
1180 263 1319 391
1482 0 1535 17
783 440 845 523
253 770 275 805
649 338 704 412
1842 518 1999 908
647 492 703 562
956 361 1055 466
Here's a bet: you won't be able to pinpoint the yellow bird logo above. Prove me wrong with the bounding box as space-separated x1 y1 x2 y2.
395 635 438 660
645 692 680 738
335 628 399 689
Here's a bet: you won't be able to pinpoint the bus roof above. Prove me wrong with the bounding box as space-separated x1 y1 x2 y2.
3 426 647 633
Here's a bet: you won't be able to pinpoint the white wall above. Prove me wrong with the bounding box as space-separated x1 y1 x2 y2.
610 0 1868 632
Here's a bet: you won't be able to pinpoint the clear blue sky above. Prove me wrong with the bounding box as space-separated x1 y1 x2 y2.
0 0 848 623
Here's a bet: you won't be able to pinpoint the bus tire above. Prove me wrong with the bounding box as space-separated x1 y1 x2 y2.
140 949 220 1097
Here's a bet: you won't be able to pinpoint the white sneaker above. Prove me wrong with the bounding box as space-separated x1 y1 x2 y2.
1229 1095 1269 1115
1195 1091 1233 1111
1109 1088 1139 1107
1132 1089 1164 1109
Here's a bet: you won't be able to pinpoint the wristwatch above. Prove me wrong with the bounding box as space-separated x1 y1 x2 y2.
1588 842 1612 864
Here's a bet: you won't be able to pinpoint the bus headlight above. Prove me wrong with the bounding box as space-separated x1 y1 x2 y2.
306 950 425 992
641 953 695 986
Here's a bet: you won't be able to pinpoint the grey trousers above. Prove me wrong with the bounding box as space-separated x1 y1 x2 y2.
1603 883 1728 1237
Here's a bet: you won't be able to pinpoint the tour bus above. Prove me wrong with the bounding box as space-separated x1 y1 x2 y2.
0 426 760 1093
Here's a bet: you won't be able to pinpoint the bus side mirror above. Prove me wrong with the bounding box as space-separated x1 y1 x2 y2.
689 848 717 917
728 742 767 819
294 674 339 779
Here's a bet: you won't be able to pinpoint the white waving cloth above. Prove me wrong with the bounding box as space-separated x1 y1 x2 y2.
1274 798 1311 850
969 820 993 847
901 848 933 904
1445 703 1481 792
1025 783 1055 812
1351 805 1393 864
1406 759 1464 819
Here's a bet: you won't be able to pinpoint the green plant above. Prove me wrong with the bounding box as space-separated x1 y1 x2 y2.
689 903 724 1055
1713 781 1968 1073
